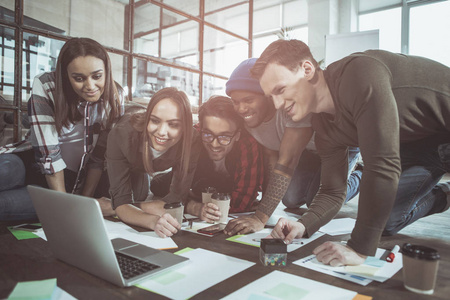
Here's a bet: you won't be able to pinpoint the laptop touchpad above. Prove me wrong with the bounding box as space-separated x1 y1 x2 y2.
121 245 161 259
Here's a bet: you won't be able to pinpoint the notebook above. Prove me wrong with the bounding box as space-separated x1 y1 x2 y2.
27 185 189 287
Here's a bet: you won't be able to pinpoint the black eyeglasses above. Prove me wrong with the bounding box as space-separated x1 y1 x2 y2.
201 130 239 146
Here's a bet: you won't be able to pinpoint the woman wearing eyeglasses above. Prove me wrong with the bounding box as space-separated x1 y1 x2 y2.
150 95 264 223
106 87 201 237
0 38 124 221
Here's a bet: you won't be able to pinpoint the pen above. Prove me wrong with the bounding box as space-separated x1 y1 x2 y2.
386 245 400 263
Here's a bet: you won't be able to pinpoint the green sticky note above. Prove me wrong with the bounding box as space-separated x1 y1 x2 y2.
7 225 40 240
226 235 258 247
151 270 186 285
8 278 57 300
264 283 309 300
174 247 194 255
248 293 275 300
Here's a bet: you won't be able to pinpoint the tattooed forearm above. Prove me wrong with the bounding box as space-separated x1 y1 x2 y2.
257 170 291 217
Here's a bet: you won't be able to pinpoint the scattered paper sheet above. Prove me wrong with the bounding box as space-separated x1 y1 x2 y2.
293 248 403 286
7 225 41 240
222 270 357 300
137 248 255 300
229 209 302 228
318 218 356 236
7 278 76 300
226 228 324 253
180 220 218 237
34 219 178 249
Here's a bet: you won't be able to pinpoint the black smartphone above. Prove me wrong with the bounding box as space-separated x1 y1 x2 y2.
197 223 226 236
13 224 42 232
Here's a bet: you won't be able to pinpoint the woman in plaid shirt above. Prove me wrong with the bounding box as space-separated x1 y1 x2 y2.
0 38 124 221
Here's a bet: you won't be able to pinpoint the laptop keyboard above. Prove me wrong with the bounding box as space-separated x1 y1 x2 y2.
115 252 160 279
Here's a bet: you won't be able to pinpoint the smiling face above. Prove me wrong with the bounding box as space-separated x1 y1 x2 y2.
67 55 106 103
147 98 183 152
229 90 275 128
201 116 240 161
259 62 315 122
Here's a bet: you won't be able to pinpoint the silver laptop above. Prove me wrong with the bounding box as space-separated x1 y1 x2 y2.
27 185 189 287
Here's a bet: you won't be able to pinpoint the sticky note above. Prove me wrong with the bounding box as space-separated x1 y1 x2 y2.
264 283 309 300
7 226 40 240
151 271 186 285
345 265 379 276
364 256 386 268
8 278 57 300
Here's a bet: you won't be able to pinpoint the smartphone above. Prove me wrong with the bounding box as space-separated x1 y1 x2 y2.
197 223 226 236
13 224 42 232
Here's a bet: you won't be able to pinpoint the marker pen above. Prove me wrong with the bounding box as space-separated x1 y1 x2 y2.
386 245 400 263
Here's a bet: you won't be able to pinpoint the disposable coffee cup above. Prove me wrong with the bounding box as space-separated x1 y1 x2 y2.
202 187 216 204
211 192 230 224
163 202 184 226
402 243 440 295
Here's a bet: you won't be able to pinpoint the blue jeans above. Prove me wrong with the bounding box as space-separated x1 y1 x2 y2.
0 153 37 221
0 152 111 221
383 138 450 235
282 147 362 208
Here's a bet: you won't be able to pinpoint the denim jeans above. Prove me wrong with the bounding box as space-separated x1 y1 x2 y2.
282 147 362 208
0 153 110 221
383 138 450 235
0 153 37 221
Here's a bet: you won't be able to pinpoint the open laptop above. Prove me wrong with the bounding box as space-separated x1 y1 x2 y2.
27 185 188 287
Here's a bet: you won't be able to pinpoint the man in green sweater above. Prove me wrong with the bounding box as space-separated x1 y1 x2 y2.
251 39 450 266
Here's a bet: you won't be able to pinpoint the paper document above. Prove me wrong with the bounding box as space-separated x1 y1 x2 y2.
222 270 357 300
226 228 324 252
318 218 356 236
35 219 178 250
137 248 255 300
293 248 403 286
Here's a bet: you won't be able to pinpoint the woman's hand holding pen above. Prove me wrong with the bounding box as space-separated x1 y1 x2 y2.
270 217 306 243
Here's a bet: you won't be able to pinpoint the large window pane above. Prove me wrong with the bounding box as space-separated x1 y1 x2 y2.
161 11 199 69
253 4 280 34
22 33 65 102
23 0 126 50
410 1 450 67
132 58 199 108
204 26 248 78
359 7 401 53
154 0 199 17
253 34 278 58
109 52 128 100
0 1 15 23
134 2 160 57
1 25 14 106
283 0 307 27
205 2 249 38
202 74 227 106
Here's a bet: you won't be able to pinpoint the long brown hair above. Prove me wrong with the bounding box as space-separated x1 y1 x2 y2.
131 87 193 178
54 37 121 133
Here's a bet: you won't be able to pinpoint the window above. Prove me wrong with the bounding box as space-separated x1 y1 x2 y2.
409 0 450 67
359 7 402 53
0 0 252 144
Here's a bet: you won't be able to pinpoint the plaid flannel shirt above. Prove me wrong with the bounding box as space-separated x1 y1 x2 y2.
194 125 265 213
0 72 124 177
